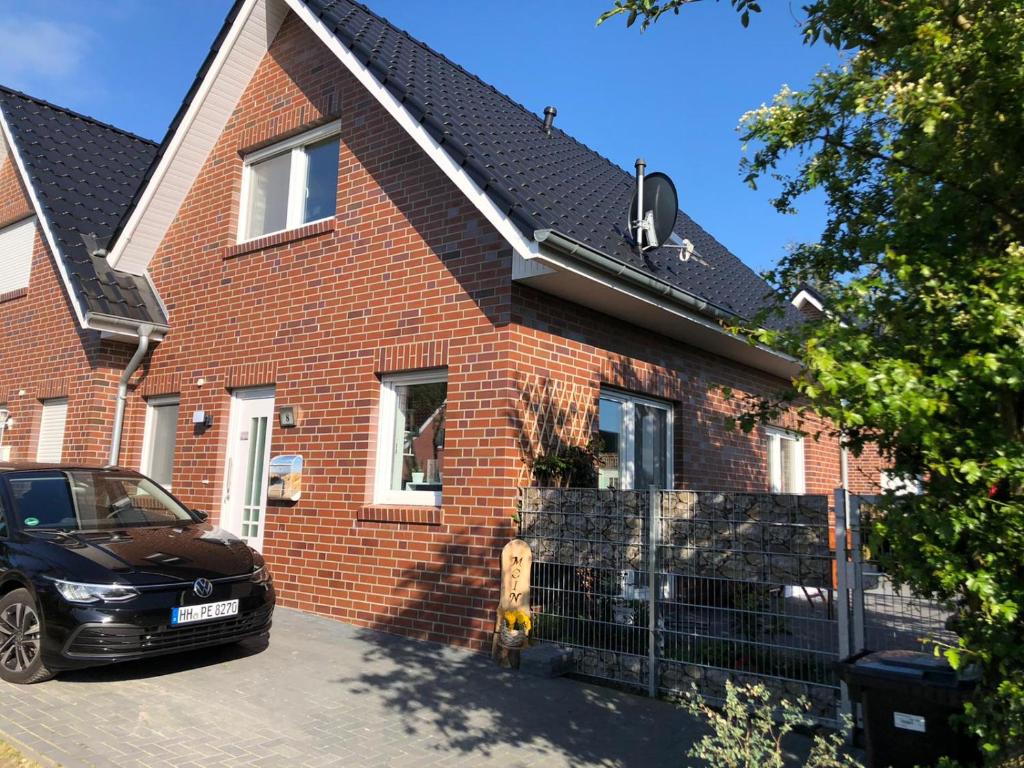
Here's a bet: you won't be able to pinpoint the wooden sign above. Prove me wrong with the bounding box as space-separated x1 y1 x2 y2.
492 539 532 667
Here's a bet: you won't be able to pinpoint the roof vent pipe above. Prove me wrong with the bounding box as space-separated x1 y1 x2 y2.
542 106 557 134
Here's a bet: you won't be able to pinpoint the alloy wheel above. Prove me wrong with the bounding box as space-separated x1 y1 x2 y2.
0 601 40 673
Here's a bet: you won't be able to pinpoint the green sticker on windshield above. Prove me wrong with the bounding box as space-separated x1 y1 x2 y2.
24 517 39 527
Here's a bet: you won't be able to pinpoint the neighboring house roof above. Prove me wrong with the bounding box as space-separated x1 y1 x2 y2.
298 0 801 327
0 86 167 331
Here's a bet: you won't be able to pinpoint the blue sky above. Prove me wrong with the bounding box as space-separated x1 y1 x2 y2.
0 0 838 275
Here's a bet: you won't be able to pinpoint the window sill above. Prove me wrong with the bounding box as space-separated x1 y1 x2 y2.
223 218 336 260
357 505 442 526
0 287 27 304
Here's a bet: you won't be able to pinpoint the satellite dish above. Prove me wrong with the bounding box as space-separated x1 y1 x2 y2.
628 170 678 250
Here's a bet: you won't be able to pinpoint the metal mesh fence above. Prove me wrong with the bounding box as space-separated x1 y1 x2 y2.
520 487 841 723
848 495 958 655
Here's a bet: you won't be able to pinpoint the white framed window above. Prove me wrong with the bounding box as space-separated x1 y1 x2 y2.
766 426 805 494
374 370 447 506
598 390 673 490
0 217 36 295
141 395 180 489
36 397 68 463
238 121 341 242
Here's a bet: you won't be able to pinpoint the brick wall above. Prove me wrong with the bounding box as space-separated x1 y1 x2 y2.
509 284 881 496
124 13 519 649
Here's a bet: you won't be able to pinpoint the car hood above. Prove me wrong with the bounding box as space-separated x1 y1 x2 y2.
27 524 255 584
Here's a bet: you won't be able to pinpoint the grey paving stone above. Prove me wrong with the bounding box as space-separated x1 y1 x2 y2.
0 607 706 768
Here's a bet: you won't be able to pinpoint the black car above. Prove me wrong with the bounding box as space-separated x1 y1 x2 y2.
0 463 275 684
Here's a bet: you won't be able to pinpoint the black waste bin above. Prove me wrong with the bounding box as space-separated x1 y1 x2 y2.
838 650 980 768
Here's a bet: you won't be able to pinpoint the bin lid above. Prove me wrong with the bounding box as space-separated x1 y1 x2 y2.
853 650 961 686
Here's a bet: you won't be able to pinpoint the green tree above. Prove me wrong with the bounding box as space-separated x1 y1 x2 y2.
600 1 1024 761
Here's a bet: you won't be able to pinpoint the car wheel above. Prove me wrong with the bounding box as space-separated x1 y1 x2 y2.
0 589 54 684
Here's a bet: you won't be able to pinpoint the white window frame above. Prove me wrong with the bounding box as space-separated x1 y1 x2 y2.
374 369 447 507
237 120 341 244
766 426 805 494
140 395 180 489
599 389 674 490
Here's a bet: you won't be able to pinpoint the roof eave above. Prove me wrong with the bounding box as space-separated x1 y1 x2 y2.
528 229 801 380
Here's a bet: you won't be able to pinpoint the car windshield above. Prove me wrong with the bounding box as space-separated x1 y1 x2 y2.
7 470 195 531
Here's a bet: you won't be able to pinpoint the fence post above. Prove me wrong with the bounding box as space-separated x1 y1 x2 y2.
648 486 659 698
835 488 852 727
849 495 866 654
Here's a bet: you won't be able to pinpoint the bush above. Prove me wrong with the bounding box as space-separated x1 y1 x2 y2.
684 680 861 768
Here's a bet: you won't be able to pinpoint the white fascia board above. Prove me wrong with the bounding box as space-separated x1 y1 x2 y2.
0 110 89 328
282 0 541 265
529 244 801 379
107 0 288 275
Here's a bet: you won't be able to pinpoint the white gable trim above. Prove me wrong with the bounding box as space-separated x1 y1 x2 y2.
0 111 89 327
791 289 824 313
107 0 289 274
107 0 541 277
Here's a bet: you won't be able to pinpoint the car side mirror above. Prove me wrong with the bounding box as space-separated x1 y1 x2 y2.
192 509 210 523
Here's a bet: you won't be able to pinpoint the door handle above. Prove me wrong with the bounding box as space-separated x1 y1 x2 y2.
224 458 232 502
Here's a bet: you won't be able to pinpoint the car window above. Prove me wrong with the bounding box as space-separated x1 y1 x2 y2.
8 470 194 531
0 489 7 537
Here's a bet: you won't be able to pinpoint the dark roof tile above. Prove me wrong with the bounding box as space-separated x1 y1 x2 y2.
0 86 166 326
302 0 800 327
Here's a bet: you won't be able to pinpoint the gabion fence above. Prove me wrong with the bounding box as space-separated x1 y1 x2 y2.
519 487 841 723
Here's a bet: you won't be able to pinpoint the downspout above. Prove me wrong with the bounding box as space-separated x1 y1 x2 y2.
533 229 742 325
109 325 154 467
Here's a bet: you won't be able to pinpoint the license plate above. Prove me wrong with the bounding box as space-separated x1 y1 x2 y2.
171 599 239 626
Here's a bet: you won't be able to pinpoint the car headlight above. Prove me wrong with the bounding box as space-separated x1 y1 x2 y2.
52 579 139 603
250 564 273 585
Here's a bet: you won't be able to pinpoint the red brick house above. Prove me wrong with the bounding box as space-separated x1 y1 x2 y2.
0 0 881 650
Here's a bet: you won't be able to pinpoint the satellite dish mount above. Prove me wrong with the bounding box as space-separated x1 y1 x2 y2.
630 159 678 252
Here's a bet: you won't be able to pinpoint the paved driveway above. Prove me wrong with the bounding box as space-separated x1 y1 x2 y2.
0 608 703 768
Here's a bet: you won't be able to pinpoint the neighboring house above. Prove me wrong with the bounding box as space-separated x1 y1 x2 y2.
0 0 880 650
0 87 167 469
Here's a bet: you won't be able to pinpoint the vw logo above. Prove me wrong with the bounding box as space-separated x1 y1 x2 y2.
193 578 214 598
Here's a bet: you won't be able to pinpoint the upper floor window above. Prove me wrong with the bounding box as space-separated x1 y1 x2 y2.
766 426 805 494
598 390 673 490
239 121 340 242
0 217 36 295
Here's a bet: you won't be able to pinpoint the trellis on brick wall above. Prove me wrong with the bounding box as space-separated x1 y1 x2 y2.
515 374 596 485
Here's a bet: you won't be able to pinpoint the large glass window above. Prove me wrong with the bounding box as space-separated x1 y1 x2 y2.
240 122 340 241
141 396 179 489
766 427 805 494
598 391 673 490
375 371 447 506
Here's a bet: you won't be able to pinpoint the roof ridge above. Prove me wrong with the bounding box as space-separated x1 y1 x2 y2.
0 84 158 147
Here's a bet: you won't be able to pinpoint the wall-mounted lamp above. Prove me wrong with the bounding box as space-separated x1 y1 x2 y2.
192 410 213 428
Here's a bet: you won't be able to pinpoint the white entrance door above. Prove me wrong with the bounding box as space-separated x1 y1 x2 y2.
222 387 275 550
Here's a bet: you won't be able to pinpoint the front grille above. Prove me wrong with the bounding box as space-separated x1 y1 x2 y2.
65 605 273 658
